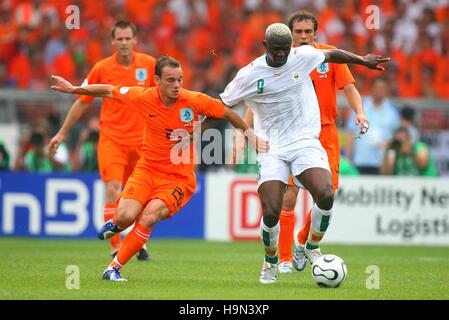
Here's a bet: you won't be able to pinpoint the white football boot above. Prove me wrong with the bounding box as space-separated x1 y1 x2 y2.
305 246 322 266
259 260 278 284
278 261 293 274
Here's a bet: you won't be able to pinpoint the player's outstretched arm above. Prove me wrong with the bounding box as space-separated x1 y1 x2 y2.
223 106 269 153
323 50 390 70
51 75 114 98
343 83 369 137
48 99 90 155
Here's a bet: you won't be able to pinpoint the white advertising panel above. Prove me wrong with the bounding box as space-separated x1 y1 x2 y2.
206 172 449 246
328 176 449 245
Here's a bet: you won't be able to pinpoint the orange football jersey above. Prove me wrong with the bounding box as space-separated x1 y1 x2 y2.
111 86 225 179
310 42 355 125
79 51 156 146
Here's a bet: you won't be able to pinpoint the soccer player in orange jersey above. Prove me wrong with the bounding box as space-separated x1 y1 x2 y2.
49 21 156 260
50 56 269 281
243 11 370 274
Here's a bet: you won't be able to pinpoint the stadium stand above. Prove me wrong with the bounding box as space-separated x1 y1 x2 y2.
0 0 448 173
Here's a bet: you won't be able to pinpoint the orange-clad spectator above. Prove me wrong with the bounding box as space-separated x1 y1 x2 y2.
383 34 408 78
39 13 59 44
51 51 76 84
235 2 282 65
396 52 421 98
420 65 437 98
435 55 449 99
400 35 441 98
4 0 449 101
435 22 449 99
45 0 70 22
435 2 448 22
47 35 78 84
14 0 41 28
416 38 441 71
370 32 408 97
28 49 47 90
187 15 215 67
85 28 109 69
163 30 193 88
206 0 221 34
359 0 395 20
125 0 157 27
318 1 347 45
80 0 108 25
14 0 59 28
246 2 283 45
86 38 103 67
0 60 15 88
0 4 17 62
68 27 89 44
8 48 32 88
147 1 177 55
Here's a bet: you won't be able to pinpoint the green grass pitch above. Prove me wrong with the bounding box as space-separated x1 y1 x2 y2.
1 238 448 300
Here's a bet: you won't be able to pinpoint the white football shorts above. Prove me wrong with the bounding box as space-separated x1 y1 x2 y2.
256 139 330 189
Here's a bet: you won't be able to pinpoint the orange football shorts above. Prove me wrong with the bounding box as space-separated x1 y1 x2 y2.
97 135 142 185
121 165 196 216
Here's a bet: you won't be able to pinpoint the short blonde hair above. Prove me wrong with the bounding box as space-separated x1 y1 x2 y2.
265 23 292 41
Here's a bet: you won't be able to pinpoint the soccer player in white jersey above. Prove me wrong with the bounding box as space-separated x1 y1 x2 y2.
220 23 389 284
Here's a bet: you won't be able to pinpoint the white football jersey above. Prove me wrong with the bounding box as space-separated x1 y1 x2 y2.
220 45 325 158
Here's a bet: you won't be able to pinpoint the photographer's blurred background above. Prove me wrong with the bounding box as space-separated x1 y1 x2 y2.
0 0 448 175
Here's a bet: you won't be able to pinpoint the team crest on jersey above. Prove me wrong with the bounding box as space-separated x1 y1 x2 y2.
135 68 147 81
292 71 300 82
180 108 194 122
316 63 329 74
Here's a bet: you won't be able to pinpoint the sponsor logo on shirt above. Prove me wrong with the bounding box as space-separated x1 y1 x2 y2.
180 108 194 122
316 63 329 74
135 68 147 81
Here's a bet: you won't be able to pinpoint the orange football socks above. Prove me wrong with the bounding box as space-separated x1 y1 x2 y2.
113 223 152 268
278 209 295 262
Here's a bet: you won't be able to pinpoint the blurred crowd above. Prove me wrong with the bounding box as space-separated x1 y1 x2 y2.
1 75 440 177
2 115 100 172
0 0 448 176
0 0 448 98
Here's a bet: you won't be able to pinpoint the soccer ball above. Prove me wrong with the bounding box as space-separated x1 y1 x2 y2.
311 254 348 288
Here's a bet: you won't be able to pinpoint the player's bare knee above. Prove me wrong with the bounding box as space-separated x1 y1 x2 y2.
282 191 297 210
140 209 167 228
140 201 170 228
105 180 122 201
261 204 281 227
316 187 334 210
115 208 134 229
282 185 299 210
139 212 158 228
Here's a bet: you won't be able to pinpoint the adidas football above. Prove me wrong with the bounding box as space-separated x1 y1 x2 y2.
311 254 348 288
